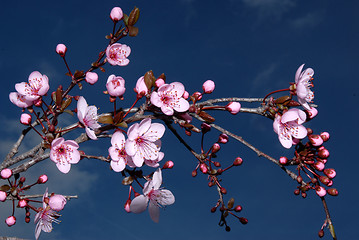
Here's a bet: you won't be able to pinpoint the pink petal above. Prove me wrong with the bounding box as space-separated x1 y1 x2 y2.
68 148 80 164
37 75 50 96
77 97 88 122
170 82 185 97
143 123 165 141
152 168 162 190
273 116 281 135
131 152 144 167
161 105 174 115
290 124 307 139
150 92 163 108
301 67 314 79
130 195 148 213
110 159 126 172
52 137 65 148
278 128 293 149
125 140 137 156
28 71 43 81
9 92 33 108
173 98 189 112
85 127 97 140
127 123 139 141
138 118 152 136
111 131 125 146
295 64 305 83
158 83 172 93
148 201 160 223
157 189 175 206
108 146 120 161
63 140 79 149
56 162 71 174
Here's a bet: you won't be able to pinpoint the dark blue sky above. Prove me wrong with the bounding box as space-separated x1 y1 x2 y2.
0 1 358 239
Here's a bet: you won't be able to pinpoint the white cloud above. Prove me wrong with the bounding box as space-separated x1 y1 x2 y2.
290 12 323 29
242 0 296 20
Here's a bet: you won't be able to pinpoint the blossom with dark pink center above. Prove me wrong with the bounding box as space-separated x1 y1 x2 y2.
50 137 80 174
9 92 33 108
125 118 165 167
130 168 175 223
77 96 101 140
106 74 126 97
295 64 314 110
273 108 308 149
15 71 49 101
106 43 131 66
150 82 189 115
109 131 134 172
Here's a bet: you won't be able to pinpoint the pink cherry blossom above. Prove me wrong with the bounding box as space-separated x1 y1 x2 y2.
77 96 101 140
9 92 33 108
49 195 67 211
1 168 12 179
273 108 308 149
15 71 50 101
150 82 190 115
50 137 80 174
106 43 131 66
85 72 98 85
106 74 126 97
315 186 326 197
202 80 215 94
19 199 27 208
295 64 314 110
110 7 123 22
144 152 164 168
109 131 134 172
34 189 61 240
130 168 175 223
135 76 148 97
5 216 16 226
0 191 7 202
56 44 67 57
125 118 165 167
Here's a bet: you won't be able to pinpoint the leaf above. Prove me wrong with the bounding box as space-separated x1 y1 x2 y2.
61 97 72 111
274 95 291 104
128 7 140 26
144 70 155 90
198 111 215 123
122 176 134 185
128 26 139 37
0 185 10 191
74 70 84 79
63 109 74 116
227 198 235 209
55 86 63 107
116 121 128 128
113 111 124 124
98 115 114 124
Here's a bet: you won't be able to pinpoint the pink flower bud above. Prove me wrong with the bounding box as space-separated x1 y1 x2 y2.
49 195 67 211
5 216 16 227
202 80 215 94
315 186 326 197
182 91 189 99
162 160 174 169
218 133 228 144
212 143 220 153
307 107 318 119
56 44 67 57
320 132 330 142
0 191 6 202
313 161 325 171
155 78 165 88
110 7 123 22
85 72 98 85
124 199 131 213
34 98 42 107
239 217 248 225
279 156 288 165
18 199 27 208
200 163 208 174
37 174 48 184
201 123 211 134
20 113 32 125
324 168 336 179
135 76 148 97
309 134 323 147
226 102 241 115
327 188 339 196
319 175 331 185
106 75 126 97
233 157 243 166
193 92 202 101
318 148 330 159
234 205 242 212
1 169 12 179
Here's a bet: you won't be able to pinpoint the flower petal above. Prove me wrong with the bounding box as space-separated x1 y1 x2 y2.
130 195 148 213
85 127 97 140
143 123 165 141
150 92 163 108
138 118 152 136
295 64 305 83
148 201 160 223
173 98 189 112
77 97 87 122
157 189 175 206
56 162 71 174
152 168 162 190
110 159 126 172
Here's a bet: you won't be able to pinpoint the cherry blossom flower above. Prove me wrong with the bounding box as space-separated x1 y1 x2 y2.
0 191 7 202
130 168 175 223
273 108 308 149
49 195 67 211
108 131 134 172
106 43 131 66
85 72 98 85
77 96 101 140
15 71 50 101
50 137 80 173
125 118 165 167
295 64 314 110
135 76 148 97
144 152 164 168
5 216 16 226
34 189 61 240
106 74 126 97
150 82 190 115
9 92 33 108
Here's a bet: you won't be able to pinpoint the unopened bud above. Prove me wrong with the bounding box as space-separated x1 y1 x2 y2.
213 161 221 167
318 229 324 238
192 169 197 177
234 205 242 212
319 176 331 185
18 199 27 208
210 206 217 213
233 157 243 166
193 91 202 101
315 186 327 197
5 216 16 227
162 161 174 169
155 78 165 88
110 7 123 22
296 175 303 183
212 143 220 153
218 133 228 144
200 163 208 174
202 80 215 94
226 102 241 115
1 169 12 179
208 181 215 187
320 132 330 142
301 192 307 198
20 113 32 125
313 161 325 171
201 123 211 134
225 226 231 232
318 148 330 159
124 199 131 213
37 174 48 184
239 217 248 225
0 191 7 202
279 156 288 165
217 168 223 174
56 44 67 57
25 217 30 223
182 91 189 99
19 177 26 183
294 189 300 195
309 134 323 147
85 72 98 85
324 168 336 179
307 107 318 119
220 187 227 194
327 188 339 196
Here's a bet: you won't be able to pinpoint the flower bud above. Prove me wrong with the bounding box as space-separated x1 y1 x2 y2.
212 143 220 153
1 168 12 179
307 107 318 119
85 72 98 85
319 176 331 185
318 148 330 159
320 132 330 142
124 199 131 213
239 217 248 225
218 133 228 144
313 161 325 171
34 98 42 107
213 161 221 167
25 217 30 223
182 91 189 99
56 44 67 57
210 206 217 213
193 92 202 101
301 192 307 198
318 229 324 238
233 157 243 166
279 156 288 165
19 177 26 183
323 168 336 179
226 102 241 115
135 76 148 97
309 134 323 147
200 163 208 174
294 189 300 195
110 7 123 22
162 160 174 169
18 199 27 208
0 191 7 201
296 175 303 183
192 169 197 177
202 80 215 94
234 205 242 212
201 123 211 134
5 216 16 226
220 187 227 194
155 78 165 88
327 188 339 196
225 226 231 232
20 113 32 125
315 186 326 197
106 75 126 97
37 174 48 184
49 195 67 211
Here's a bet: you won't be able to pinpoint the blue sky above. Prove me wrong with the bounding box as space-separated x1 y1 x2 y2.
0 0 358 239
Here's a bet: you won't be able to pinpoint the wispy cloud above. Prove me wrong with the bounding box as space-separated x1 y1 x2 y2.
242 0 296 20
290 12 323 29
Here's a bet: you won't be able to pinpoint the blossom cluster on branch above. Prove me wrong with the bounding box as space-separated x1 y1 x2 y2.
0 5 338 240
